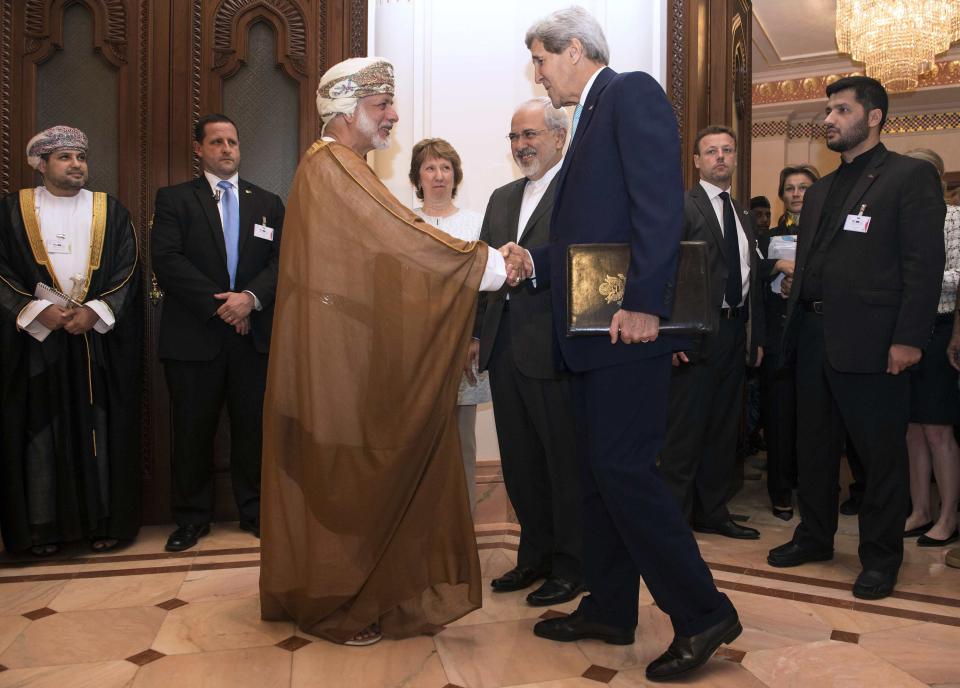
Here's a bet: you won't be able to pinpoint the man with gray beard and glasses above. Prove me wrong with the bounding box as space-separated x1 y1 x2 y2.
472 97 583 607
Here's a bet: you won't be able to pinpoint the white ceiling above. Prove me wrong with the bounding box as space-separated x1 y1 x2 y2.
751 0 960 118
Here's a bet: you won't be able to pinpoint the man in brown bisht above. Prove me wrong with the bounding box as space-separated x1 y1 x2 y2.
259 57 525 646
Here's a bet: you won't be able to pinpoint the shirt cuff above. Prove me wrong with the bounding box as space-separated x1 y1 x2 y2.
17 299 53 341
525 248 537 287
85 300 116 334
479 247 507 292
243 290 263 311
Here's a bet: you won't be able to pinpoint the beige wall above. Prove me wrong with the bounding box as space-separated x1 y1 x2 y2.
751 125 960 220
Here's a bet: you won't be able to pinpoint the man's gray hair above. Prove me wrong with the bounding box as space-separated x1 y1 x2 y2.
517 97 569 142
525 6 610 66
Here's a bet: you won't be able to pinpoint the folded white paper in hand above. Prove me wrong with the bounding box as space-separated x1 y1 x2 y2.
768 235 797 295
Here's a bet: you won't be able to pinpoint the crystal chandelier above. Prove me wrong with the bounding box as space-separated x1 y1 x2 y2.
835 0 960 93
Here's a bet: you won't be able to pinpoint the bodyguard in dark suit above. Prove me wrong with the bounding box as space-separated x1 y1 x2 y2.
768 77 946 600
473 97 582 606
659 126 764 540
152 114 284 551
509 8 741 682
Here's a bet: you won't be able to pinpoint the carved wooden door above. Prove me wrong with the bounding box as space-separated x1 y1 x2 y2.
0 0 367 524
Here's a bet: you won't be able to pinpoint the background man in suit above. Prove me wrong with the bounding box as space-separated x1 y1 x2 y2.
473 97 582 607
152 113 285 552
750 196 771 239
505 8 741 682
768 77 945 600
659 126 764 540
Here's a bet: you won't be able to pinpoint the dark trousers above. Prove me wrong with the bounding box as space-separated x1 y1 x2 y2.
660 317 746 526
164 330 268 525
761 353 797 506
845 438 865 500
793 312 909 573
571 354 734 636
488 312 581 580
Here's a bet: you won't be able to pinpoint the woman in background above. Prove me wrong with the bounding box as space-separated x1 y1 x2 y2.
760 164 819 520
902 148 959 547
409 138 489 512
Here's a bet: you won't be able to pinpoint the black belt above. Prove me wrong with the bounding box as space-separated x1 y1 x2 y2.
801 300 823 314
720 306 744 319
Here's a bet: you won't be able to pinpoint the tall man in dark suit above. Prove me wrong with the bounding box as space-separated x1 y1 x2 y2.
472 97 582 607
153 114 284 552
659 126 764 540
768 77 945 600
502 8 741 682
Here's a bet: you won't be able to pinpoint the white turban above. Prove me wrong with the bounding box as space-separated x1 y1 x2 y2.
26 126 88 170
316 57 395 129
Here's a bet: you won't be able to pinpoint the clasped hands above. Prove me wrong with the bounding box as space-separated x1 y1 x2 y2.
499 242 533 286
37 303 99 334
215 291 253 335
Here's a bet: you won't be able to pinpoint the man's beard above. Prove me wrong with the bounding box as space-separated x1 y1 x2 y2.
826 114 869 152
356 107 391 151
514 147 541 177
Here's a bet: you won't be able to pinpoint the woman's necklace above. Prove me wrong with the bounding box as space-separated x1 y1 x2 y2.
421 202 456 227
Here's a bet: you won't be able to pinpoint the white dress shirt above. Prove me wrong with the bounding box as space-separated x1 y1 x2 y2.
517 162 561 242
570 67 604 141
699 179 750 307
17 187 115 341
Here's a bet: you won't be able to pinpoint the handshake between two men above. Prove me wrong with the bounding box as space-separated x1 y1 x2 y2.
496 242 660 346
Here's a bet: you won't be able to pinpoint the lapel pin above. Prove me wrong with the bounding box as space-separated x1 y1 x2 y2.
244 188 252 195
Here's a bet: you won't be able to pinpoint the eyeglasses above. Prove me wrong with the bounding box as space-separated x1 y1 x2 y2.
506 129 546 142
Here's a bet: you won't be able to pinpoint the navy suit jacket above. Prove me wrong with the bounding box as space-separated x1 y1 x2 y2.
529 67 683 372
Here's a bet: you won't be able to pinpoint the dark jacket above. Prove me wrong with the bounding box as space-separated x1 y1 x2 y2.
782 144 945 372
681 183 765 363
529 67 683 372
152 176 284 360
475 174 560 379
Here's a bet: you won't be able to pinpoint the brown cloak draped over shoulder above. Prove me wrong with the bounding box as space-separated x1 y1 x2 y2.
259 140 487 642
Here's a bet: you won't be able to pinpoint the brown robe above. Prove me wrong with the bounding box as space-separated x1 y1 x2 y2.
259 140 486 642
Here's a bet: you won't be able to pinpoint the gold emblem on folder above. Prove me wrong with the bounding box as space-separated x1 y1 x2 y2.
598 273 625 305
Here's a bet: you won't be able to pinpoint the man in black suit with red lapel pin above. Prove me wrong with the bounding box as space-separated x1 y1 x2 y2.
152 114 284 551
768 77 945 601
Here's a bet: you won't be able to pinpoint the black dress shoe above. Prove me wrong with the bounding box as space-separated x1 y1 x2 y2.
693 520 760 540
767 540 833 567
526 578 585 607
165 523 210 552
917 529 959 547
839 495 862 516
533 610 634 645
904 521 934 538
772 506 794 521
852 569 896 600
645 612 742 682
490 566 549 592
239 520 260 539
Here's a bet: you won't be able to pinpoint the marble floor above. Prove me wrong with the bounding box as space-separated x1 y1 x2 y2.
1 460 958 687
